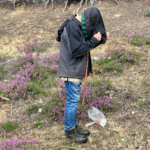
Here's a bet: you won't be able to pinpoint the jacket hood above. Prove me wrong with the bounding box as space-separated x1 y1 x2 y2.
81 7 106 44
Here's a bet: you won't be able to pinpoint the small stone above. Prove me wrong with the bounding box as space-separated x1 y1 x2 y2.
38 108 42 113
132 111 135 114
110 91 114 95
129 77 132 80
134 145 139 149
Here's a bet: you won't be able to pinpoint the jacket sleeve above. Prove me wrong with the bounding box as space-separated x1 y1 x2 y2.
100 36 107 44
68 23 99 57
93 35 107 48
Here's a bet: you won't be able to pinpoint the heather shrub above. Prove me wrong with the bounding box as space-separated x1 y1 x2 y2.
0 39 59 100
16 37 50 53
0 116 39 149
93 46 139 74
126 29 150 46
26 78 115 123
0 136 39 150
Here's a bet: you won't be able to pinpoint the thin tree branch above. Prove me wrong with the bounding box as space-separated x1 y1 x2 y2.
63 0 69 12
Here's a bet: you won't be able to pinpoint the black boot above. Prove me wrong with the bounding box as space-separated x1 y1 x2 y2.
76 125 90 136
65 128 87 144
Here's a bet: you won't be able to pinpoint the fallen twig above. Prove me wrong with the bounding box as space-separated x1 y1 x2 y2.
85 122 96 127
0 96 9 101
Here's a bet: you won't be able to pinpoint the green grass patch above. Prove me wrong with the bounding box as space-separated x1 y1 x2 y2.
0 120 19 132
86 78 115 95
0 65 5 79
33 120 42 129
62 141 73 146
26 82 46 97
0 55 12 79
145 11 150 17
26 76 59 98
137 99 150 107
146 41 150 45
26 105 40 115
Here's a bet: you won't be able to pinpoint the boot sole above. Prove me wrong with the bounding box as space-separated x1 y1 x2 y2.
75 138 88 144
65 138 88 144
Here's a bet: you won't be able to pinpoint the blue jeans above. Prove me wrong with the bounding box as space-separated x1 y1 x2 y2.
64 81 82 131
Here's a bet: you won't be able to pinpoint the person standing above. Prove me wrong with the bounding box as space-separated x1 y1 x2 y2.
56 7 109 144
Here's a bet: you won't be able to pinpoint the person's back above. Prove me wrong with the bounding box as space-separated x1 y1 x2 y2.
58 20 87 79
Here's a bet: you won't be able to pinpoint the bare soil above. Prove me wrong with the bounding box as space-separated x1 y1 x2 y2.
0 0 150 54
0 0 150 150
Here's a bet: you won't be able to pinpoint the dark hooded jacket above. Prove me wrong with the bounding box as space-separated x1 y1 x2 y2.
57 7 106 79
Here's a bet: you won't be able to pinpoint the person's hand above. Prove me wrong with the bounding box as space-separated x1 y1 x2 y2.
93 32 102 41
106 32 110 40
